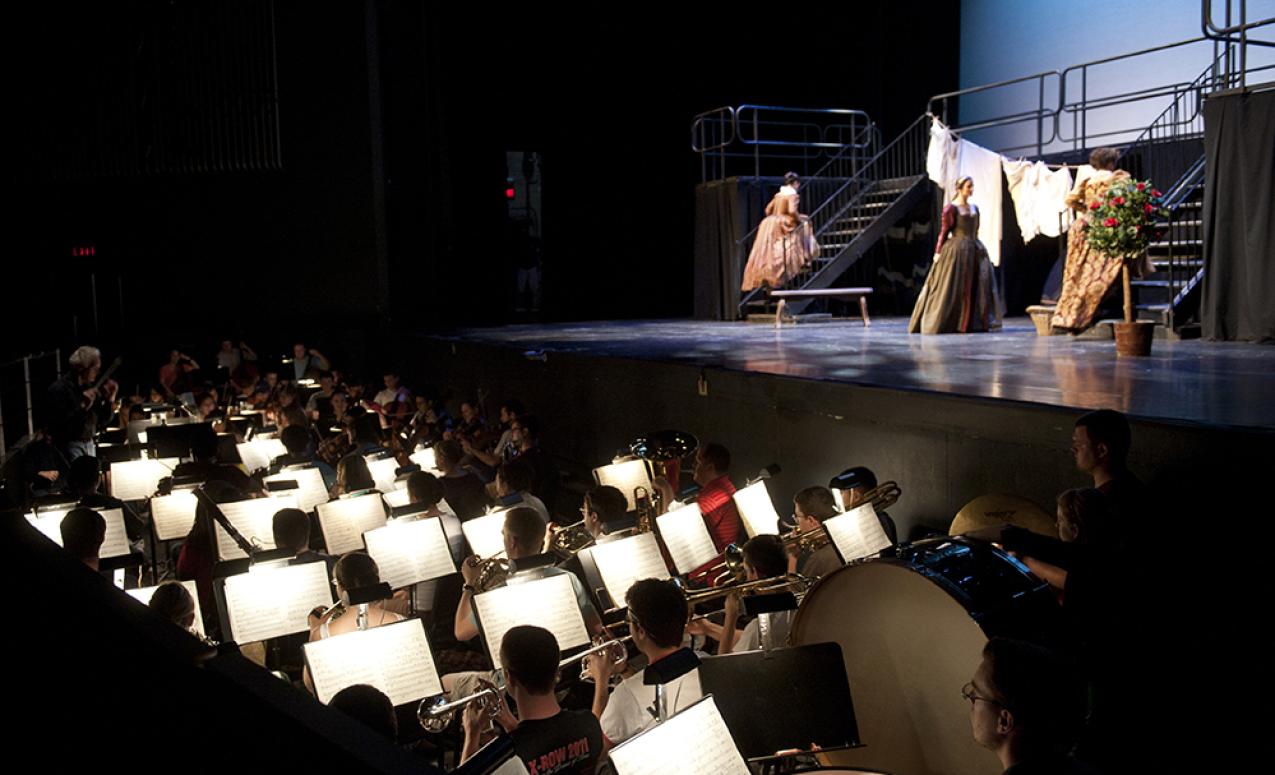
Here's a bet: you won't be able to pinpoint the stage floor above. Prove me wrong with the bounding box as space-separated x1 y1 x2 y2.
442 317 1275 431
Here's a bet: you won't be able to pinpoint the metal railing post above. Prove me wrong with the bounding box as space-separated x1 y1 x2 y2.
56 348 62 378
23 356 34 438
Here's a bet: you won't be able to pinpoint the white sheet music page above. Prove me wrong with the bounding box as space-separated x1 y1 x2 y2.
732 480 781 538
151 491 199 541
109 458 178 501
303 618 443 706
608 695 749 775
409 447 439 472
265 467 328 513
315 494 388 555
461 510 510 559
382 488 412 509
216 496 293 560
365 455 402 494
655 502 718 575
236 439 286 473
126 580 206 637
591 532 670 604
473 573 589 658
223 560 333 643
25 507 130 559
824 502 893 563
593 459 652 511
364 517 456 588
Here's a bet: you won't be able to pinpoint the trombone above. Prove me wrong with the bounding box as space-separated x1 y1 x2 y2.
679 573 811 606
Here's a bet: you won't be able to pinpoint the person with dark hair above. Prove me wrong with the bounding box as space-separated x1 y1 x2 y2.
910 175 1003 334
60 507 107 570
790 486 843 578
305 372 338 422
828 466 898 543
272 507 336 575
435 439 490 521
741 171 819 291
693 442 744 553
330 684 398 740
688 534 791 653
1071 409 1146 546
177 479 251 635
309 552 402 640
496 457 549 522
351 413 386 457
369 370 411 430
510 415 559 507
45 345 118 461
273 424 336 489
588 578 701 744
460 626 604 773
465 398 525 469
172 430 258 491
964 638 1090 774
406 470 446 512
331 453 377 499
148 580 197 632
1052 147 1138 333
581 485 628 540
290 342 331 382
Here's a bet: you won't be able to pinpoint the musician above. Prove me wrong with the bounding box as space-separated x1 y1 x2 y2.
60 507 106 571
453 507 601 644
331 453 378 499
70 455 145 546
308 552 403 640
304 372 338 422
965 638 1090 774
436 439 491 521
464 398 524 469
289 342 331 382
1072 409 1147 547
495 458 550 523
693 442 745 552
148 580 198 633
406 470 446 514
689 534 791 653
789 486 842 578
23 429 67 497
510 415 559 506
828 466 898 543
172 431 258 493
273 425 337 489
581 485 628 541
45 345 118 461
460 626 604 774
272 507 336 576
587 578 702 745
370 370 411 430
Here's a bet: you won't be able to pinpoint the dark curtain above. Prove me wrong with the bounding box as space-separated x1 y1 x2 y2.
693 178 771 320
1201 88 1275 342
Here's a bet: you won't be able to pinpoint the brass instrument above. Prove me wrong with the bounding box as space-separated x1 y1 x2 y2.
679 573 811 606
860 480 902 512
560 635 632 681
463 552 512 594
548 519 595 560
781 525 831 555
418 685 504 733
633 485 655 533
630 430 698 516
705 543 747 586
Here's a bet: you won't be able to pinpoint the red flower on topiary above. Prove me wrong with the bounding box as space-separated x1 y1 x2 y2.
1144 204 1154 213
1104 217 1119 227
1089 200 1101 210
1136 182 1146 191
1112 196 1125 206
1152 189 1162 197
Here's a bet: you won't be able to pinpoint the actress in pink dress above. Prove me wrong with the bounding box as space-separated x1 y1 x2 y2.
741 172 820 291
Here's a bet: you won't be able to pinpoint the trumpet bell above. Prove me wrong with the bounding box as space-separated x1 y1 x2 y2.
418 696 452 733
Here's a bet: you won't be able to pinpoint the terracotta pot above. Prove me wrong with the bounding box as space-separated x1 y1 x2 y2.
1114 321 1155 357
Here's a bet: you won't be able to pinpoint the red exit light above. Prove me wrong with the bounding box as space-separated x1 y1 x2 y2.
72 245 96 257
505 187 515 199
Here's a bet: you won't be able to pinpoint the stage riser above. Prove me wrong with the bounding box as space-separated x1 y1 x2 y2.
409 337 1272 538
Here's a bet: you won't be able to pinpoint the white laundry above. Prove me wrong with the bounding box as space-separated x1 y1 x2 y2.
926 117 1005 267
1003 159 1073 242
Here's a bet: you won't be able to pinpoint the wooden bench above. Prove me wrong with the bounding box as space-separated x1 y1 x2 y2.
769 288 873 328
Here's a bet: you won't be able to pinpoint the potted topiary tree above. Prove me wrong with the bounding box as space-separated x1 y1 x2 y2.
1086 179 1166 356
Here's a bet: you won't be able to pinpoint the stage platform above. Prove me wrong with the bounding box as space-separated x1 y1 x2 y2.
409 316 1272 539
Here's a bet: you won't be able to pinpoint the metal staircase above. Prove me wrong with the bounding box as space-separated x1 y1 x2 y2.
1129 157 1206 332
737 115 931 318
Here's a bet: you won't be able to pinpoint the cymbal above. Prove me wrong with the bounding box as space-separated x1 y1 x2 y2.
950 493 1057 539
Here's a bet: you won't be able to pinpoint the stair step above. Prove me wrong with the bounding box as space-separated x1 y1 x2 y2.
1148 240 1202 249
1132 280 1173 288
1136 303 1171 312
1152 259 1203 267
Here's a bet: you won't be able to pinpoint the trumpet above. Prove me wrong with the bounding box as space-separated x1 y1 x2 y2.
560 635 632 681
418 685 504 733
782 525 830 555
679 573 811 606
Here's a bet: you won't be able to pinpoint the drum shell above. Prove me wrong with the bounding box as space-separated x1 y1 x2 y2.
790 538 1061 775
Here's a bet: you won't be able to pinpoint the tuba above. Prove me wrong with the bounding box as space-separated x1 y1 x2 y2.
630 430 698 514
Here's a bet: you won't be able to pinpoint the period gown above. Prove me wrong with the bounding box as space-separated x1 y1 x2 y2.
1050 169 1136 332
909 203 1002 334
741 185 820 291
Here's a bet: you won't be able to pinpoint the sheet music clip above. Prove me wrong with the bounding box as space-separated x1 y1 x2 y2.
265 478 299 493
394 463 421 480
249 547 297 569
643 647 701 723
743 591 798 618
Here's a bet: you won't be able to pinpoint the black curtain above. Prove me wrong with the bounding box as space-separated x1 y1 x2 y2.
692 178 771 320
1201 87 1275 342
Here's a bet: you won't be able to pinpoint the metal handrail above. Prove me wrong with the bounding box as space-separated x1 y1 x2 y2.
693 104 877 182
1202 0 1275 36
691 106 736 154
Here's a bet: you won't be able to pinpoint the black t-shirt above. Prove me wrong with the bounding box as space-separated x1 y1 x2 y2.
510 710 602 775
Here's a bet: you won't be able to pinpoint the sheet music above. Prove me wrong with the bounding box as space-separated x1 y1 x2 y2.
315 494 387 555
216 496 293 560
126 580 205 637
732 480 781 538
304 618 443 705
824 502 893 563
264 467 328 513
25 507 131 559
590 532 671 604
461 510 510 559
151 491 199 541
655 503 719 574
236 439 286 473
363 517 456 588
609 695 749 775
109 458 178 501
223 561 333 643
382 488 412 509
593 459 653 511
473 573 589 657
365 455 403 494
409 447 438 472
490 757 531 775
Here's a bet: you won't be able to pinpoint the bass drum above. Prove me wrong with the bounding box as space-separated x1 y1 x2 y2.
790 537 1062 775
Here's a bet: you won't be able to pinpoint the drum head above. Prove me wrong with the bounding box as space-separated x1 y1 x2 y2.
791 562 1002 775
950 493 1057 538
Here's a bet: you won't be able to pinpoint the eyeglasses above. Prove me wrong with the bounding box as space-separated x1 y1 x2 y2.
960 682 1005 709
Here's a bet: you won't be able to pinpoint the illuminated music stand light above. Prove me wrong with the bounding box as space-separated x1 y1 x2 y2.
264 467 328 513
235 438 286 473
109 458 179 502
472 573 590 664
732 480 782 538
315 493 388 556
461 509 512 559
655 502 719 575
127 579 206 637
215 496 294 561
364 455 403 494
823 502 893 564
151 490 200 541
409 446 439 472
363 516 456 589
608 695 750 775
593 459 653 512
217 559 334 643
25 507 132 560
586 532 671 609
303 618 443 706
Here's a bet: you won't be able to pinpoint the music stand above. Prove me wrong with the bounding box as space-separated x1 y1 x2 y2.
697 642 861 761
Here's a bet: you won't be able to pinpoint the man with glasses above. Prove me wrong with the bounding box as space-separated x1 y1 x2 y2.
963 638 1091 774
787 486 842 578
